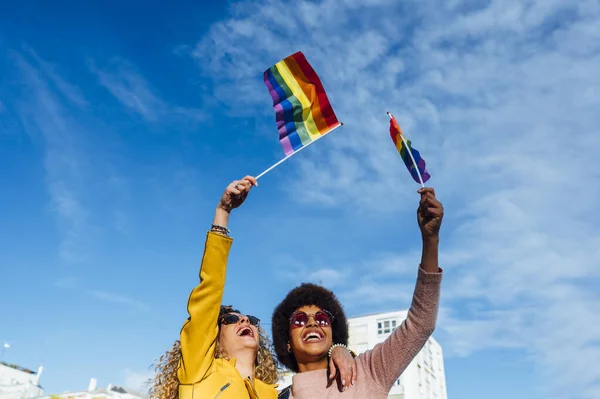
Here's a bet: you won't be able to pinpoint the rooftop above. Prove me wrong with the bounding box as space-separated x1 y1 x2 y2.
0 361 36 374
53 385 147 398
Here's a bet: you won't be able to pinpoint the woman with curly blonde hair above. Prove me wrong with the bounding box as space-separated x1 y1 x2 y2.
150 176 356 399
150 308 279 399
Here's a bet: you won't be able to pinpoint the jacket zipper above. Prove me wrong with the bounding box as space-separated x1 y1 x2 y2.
212 381 232 399
247 377 260 399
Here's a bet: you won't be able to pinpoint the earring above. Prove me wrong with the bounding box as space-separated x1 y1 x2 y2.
287 342 292 353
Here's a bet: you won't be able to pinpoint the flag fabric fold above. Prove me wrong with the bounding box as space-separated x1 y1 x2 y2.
389 114 431 184
264 51 341 156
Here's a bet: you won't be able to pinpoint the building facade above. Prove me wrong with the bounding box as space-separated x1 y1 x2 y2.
0 363 44 399
276 310 448 399
34 380 147 399
348 310 447 399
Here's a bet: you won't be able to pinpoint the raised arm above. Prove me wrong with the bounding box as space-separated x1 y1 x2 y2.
177 176 257 384
361 187 444 394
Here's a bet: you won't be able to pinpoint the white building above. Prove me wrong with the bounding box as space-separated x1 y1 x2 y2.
276 310 448 399
0 362 44 399
348 310 447 399
34 380 147 399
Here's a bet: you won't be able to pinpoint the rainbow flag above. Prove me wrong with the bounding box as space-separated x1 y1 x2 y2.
389 114 431 184
264 51 341 156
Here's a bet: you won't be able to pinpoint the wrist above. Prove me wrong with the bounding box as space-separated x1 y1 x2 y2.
216 204 231 215
213 206 230 228
422 235 440 246
328 343 351 358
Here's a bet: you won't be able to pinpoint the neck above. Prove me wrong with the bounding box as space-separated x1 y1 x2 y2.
233 350 256 383
297 357 328 373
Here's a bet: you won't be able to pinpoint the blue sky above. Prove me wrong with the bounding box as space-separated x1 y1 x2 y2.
1 0 599 398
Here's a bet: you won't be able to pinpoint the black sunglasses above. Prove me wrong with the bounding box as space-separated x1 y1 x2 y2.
220 313 260 327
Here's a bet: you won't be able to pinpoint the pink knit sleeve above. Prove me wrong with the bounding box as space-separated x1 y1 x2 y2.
359 267 442 395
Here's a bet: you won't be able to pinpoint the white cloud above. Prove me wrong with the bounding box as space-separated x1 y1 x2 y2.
10 49 91 263
54 276 151 313
341 280 415 308
188 0 600 397
22 45 88 108
89 290 151 313
272 254 347 288
89 58 205 123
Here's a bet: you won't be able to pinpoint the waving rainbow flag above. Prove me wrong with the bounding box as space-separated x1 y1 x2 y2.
264 52 341 156
388 112 431 186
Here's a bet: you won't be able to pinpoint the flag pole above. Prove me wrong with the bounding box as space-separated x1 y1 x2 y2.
256 123 343 180
387 112 425 188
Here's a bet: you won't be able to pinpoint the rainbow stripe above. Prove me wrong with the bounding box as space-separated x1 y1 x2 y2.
264 52 341 156
389 116 431 184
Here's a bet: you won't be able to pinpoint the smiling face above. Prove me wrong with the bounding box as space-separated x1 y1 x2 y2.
218 313 260 359
288 305 333 366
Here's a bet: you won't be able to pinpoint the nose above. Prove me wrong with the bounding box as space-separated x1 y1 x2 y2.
306 315 318 327
238 316 250 325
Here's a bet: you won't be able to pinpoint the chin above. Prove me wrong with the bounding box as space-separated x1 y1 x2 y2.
242 338 259 349
302 345 328 357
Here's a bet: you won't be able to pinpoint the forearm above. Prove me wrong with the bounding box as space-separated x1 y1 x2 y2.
420 236 439 273
212 206 231 230
361 266 442 392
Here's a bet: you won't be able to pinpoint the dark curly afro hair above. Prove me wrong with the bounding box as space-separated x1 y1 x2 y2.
271 283 348 372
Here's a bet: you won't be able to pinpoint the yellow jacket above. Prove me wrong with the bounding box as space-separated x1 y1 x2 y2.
178 232 278 399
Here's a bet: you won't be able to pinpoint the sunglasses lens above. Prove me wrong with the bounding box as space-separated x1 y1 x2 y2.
221 314 240 325
315 311 331 326
248 315 260 327
291 312 308 327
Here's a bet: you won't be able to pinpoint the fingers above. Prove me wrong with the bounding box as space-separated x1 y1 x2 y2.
229 179 251 195
338 365 347 390
418 187 435 196
340 365 351 391
227 182 242 196
418 188 443 212
328 358 337 380
233 176 257 193
242 175 258 187
420 194 442 212
329 349 353 391
351 358 357 385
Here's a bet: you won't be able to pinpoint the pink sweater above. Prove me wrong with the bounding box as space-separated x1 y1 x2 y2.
288 267 442 399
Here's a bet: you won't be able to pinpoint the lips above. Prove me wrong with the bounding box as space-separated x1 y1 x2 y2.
302 330 324 342
237 326 255 337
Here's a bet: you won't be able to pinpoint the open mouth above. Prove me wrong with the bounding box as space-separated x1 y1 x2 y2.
302 330 323 342
237 326 255 337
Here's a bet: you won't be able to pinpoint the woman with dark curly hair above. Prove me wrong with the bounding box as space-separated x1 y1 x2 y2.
150 176 356 399
272 187 444 399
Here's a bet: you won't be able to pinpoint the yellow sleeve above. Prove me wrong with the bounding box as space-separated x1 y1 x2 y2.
177 231 233 384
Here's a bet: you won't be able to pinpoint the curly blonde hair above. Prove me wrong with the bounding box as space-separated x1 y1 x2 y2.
149 307 279 399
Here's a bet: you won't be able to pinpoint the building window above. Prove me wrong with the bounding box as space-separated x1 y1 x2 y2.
377 318 397 334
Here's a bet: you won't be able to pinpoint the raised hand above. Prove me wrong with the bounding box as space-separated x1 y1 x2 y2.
417 187 443 239
218 176 257 213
